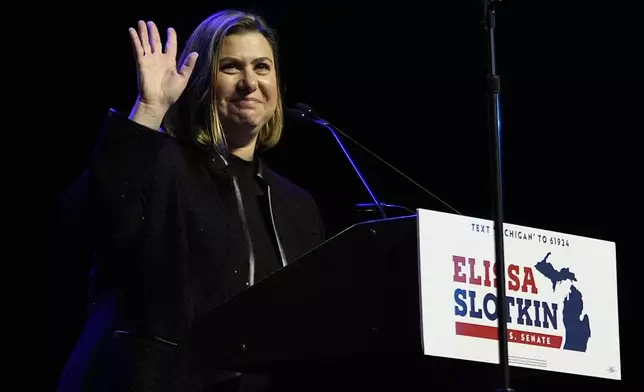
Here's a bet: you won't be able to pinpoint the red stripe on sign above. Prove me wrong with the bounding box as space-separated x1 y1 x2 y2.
455 322 563 349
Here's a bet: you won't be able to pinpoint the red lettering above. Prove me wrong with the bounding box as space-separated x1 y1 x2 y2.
453 255 466 283
507 264 520 292
453 256 540 294
468 257 482 285
483 259 492 287
522 267 538 294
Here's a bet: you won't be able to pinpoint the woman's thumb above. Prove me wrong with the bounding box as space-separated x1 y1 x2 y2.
178 52 199 78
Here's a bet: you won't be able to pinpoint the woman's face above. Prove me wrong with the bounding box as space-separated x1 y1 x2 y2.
215 32 278 147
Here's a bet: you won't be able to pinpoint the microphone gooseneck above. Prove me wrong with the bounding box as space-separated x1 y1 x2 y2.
288 103 462 216
289 103 387 220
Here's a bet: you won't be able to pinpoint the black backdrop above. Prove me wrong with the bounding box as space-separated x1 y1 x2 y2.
46 1 641 391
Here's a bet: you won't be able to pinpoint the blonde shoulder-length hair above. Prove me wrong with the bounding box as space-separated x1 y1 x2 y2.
163 10 284 153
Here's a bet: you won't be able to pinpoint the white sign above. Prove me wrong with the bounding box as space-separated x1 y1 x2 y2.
417 208 621 380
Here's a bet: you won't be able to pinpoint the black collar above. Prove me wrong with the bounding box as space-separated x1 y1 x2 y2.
190 139 273 186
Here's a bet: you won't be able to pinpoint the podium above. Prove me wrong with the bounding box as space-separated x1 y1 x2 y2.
190 215 425 375
189 209 622 390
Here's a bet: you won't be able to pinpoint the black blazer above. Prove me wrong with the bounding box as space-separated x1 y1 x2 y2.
56 109 325 391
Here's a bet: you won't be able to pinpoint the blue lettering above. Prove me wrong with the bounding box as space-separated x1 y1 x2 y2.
452 289 558 330
543 302 558 330
483 292 497 320
533 300 542 327
454 288 467 316
516 298 533 326
505 296 514 323
468 290 483 319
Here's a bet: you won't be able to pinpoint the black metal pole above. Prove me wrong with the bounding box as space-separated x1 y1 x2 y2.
482 1 514 391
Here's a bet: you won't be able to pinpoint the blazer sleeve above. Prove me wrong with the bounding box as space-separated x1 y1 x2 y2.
87 108 174 246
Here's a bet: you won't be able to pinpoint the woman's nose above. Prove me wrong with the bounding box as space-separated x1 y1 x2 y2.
238 72 258 93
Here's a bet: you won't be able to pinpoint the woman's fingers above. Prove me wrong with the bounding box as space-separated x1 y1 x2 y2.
147 21 162 54
131 21 176 59
128 27 144 58
164 27 177 58
137 20 151 55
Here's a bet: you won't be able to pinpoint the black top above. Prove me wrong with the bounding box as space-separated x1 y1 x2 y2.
226 153 283 283
55 109 325 392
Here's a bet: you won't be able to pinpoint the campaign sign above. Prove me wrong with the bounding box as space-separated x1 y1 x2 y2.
417 208 621 380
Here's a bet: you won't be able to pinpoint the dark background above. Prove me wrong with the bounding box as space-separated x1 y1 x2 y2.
47 1 641 391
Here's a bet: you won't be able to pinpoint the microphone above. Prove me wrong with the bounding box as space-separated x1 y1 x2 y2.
287 103 387 220
287 103 462 216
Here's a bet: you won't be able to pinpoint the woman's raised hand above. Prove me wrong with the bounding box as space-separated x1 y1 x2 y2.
128 21 198 113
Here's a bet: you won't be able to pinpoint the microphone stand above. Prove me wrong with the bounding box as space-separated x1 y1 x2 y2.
482 1 514 391
289 105 387 220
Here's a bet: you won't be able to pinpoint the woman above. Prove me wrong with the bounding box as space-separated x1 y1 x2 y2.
57 9 325 392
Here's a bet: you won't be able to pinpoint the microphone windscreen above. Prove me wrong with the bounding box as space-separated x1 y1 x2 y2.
286 108 306 118
295 103 316 118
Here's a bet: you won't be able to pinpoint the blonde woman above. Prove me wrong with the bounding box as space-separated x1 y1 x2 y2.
57 10 324 392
